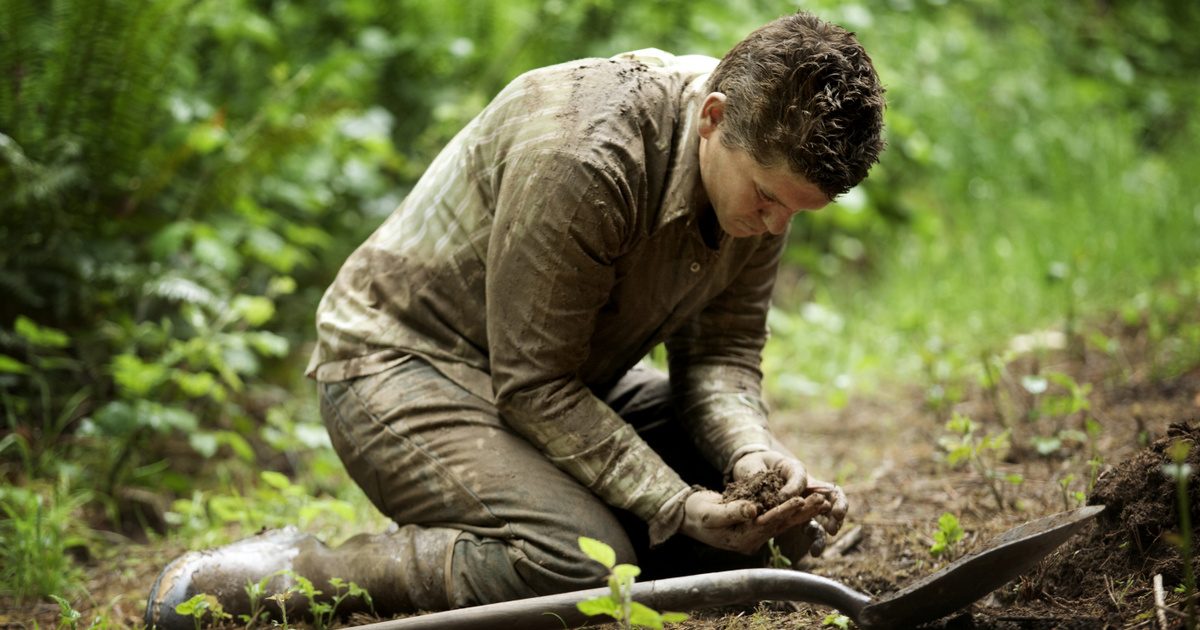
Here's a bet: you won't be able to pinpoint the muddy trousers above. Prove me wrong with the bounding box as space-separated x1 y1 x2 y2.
318 356 760 612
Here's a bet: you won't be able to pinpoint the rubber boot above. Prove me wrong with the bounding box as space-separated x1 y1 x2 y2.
144 525 458 629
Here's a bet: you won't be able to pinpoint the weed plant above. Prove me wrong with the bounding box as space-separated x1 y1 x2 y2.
576 536 688 630
1163 440 1196 629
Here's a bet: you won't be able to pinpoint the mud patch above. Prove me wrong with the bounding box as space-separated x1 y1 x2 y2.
1024 422 1200 620
721 469 788 512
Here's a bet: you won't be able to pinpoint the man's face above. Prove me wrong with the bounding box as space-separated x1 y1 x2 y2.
697 93 831 238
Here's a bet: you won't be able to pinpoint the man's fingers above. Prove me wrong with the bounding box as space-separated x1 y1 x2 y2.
755 494 828 530
776 458 807 497
806 521 827 557
698 499 758 528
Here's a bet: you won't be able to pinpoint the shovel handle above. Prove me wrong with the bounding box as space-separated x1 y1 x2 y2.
352 569 871 629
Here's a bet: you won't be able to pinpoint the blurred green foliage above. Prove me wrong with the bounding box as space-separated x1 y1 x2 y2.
1 0 1198 602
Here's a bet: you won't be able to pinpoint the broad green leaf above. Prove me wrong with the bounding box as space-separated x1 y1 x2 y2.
189 432 219 458
247 331 290 357
193 236 242 276
112 353 169 397
628 601 664 629
0 354 30 374
232 295 276 327
218 430 256 461
267 275 297 296
612 563 641 580
14 316 70 348
576 596 619 619
140 402 198 433
578 536 616 568
1031 435 1062 455
261 470 292 490
173 370 217 398
149 221 193 260
186 123 228 154
88 401 139 437
660 611 689 623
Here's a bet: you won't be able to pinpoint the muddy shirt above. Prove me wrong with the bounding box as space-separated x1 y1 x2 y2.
308 50 779 543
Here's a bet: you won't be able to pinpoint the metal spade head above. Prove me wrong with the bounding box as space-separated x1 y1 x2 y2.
857 505 1105 629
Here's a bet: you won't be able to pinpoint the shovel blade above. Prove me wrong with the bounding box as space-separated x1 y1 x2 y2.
859 505 1103 629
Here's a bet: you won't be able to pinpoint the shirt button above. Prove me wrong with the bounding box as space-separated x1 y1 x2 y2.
689 262 701 272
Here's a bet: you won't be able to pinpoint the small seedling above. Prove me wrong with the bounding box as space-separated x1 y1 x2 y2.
311 577 373 630
822 612 851 629
575 536 688 629
50 595 81 630
1162 439 1196 630
266 585 301 630
766 537 792 569
175 594 231 630
1057 474 1086 510
939 412 1022 510
929 512 965 559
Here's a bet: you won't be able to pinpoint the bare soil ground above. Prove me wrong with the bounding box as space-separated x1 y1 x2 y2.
5 320 1199 629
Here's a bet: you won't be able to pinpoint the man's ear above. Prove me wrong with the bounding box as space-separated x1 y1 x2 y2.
698 92 727 139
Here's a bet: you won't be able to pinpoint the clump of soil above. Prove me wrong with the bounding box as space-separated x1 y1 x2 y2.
1026 422 1200 613
721 469 788 512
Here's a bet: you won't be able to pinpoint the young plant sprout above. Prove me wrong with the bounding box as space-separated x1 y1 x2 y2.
575 536 688 629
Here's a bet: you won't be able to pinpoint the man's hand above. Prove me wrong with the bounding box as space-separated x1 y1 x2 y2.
733 451 848 536
732 450 808 499
679 489 831 554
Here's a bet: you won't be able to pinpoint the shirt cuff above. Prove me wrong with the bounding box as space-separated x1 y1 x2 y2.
646 485 695 546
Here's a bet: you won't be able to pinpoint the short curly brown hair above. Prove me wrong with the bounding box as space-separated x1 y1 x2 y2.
707 12 886 198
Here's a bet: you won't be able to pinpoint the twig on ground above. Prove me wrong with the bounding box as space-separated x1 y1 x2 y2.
1155 573 1168 630
823 525 864 557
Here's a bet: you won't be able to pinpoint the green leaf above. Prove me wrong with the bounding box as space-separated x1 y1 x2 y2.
149 221 193 260
232 295 276 327
576 596 619 619
173 370 218 398
628 601 664 629
612 563 641 581
186 123 228 154
0 354 30 374
660 611 689 624
218 430 256 462
14 316 70 348
261 470 292 490
247 331 290 357
1031 435 1062 455
112 353 170 397
139 402 198 433
578 536 616 569
189 432 219 458
87 401 139 438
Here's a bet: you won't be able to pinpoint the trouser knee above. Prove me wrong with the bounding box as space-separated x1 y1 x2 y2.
447 529 635 607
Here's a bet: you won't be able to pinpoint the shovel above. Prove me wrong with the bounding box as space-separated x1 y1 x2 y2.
352 505 1103 630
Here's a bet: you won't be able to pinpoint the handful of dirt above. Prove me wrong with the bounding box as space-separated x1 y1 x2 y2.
720 469 788 512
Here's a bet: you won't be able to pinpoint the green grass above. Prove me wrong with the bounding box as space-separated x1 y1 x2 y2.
762 4 1200 406
0 482 90 602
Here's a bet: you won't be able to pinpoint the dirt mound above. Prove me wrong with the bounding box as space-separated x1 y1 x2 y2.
1027 422 1200 616
721 469 787 512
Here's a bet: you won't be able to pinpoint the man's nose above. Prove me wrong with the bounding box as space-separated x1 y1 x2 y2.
763 207 793 235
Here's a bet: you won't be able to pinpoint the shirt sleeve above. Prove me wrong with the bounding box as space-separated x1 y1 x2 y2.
665 231 786 475
486 149 692 544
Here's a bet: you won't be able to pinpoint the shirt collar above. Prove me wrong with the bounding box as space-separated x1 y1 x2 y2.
657 73 712 231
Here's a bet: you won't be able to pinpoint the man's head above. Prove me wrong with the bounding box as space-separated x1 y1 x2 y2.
707 12 885 198
697 12 885 237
